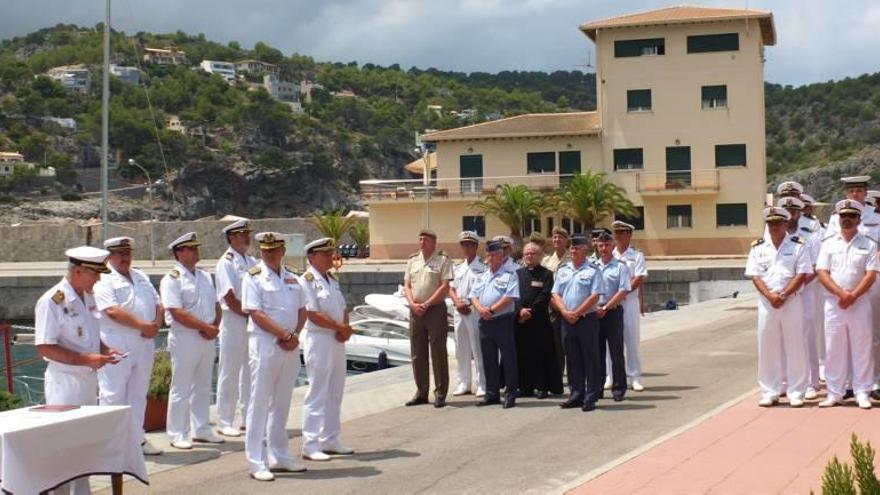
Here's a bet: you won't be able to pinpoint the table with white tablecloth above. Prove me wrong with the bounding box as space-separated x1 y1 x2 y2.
0 405 148 494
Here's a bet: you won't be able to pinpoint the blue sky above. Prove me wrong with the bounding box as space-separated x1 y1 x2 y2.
2 0 878 86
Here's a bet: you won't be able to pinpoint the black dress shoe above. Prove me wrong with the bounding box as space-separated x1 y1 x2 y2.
872 390 880 401
536 390 549 400
502 397 516 409
434 397 446 408
518 389 535 398
582 402 597 412
476 398 501 407
612 394 624 402
405 397 428 407
560 398 581 409
844 389 855 400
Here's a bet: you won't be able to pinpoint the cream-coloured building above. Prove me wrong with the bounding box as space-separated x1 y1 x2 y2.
361 6 776 258
143 47 187 66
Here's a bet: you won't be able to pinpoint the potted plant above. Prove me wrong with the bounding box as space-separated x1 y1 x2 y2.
0 390 22 411
144 350 171 432
349 221 370 258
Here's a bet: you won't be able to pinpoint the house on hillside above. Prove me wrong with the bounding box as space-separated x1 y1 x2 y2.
0 152 55 178
361 5 776 257
234 59 280 77
199 60 236 82
45 65 91 93
109 64 141 84
249 74 303 113
143 47 187 65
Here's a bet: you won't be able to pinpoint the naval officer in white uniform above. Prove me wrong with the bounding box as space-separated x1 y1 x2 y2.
214 219 257 437
300 237 355 461
611 221 648 392
242 232 308 481
160 232 225 449
94 237 164 456
450 230 488 397
35 246 122 494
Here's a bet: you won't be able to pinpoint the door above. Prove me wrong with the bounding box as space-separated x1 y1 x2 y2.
665 146 691 188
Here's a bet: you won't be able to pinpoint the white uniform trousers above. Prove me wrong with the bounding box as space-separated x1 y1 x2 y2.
166 331 216 443
246 333 301 473
824 295 874 399
757 294 808 399
453 309 485 393
870 283 880 385
800 283 821 389
216 311 250 429
606 296 643 380
98 332 155 441
302 330 346 454
45 365 98 495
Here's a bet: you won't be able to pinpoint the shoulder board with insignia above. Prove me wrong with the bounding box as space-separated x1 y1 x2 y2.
304 271 315 282
51 290 65 304
169 268 180 279
437 250 446 257
799 226 814 233
820 221 827 229
224 252 233 261
329 271 338 280
790 236 805 244
408 252 419 258
751 238 765 247
284 265 297 275
248 266 262 276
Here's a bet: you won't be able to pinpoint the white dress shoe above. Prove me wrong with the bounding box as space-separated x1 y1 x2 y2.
804 388 818 400
475 388 486 398
250 470 275 482
142 439 164 456
170 440 193 450
302 450 332 462
603 378 612 391
789 397 804 408
631 381 645 392
323 443 354 455
269 460 308 473
193 432 226 444
818 397 840 408
758 396 778 407
452 385 471 396
857 393 873 410
218 426 243 437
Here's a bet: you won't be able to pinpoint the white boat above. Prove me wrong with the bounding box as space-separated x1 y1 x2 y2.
346 318 455 369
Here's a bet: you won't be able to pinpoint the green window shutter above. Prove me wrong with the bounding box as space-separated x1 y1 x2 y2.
615 206 644 230
702 85 728 108
527 152 556 174
459 155 483 177
665 147 691 171
716 203 748 226
687 33 739 53
559 151 581 176
627 89 652 111
715 144 747 167
615 38 665 57
613 148 644 170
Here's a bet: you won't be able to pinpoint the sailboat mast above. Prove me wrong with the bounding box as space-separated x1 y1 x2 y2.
100 0 110 242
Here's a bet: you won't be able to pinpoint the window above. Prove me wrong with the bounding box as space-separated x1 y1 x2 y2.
524 217 542 236
687 33 739 53
665 146 692 187
561 217 584 235
627 89 652 112
702 85 728 109
615 207 645 230
615 38 665 57
559 151 581 178
460 155 483 193
527 152 555 174
462 216 486 237
716 203 748 227
614 148 644 171
546 217 554 235
667 205 693 229
715 144 747 167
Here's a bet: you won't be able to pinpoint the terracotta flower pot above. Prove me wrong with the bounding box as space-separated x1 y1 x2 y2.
144 397 168 432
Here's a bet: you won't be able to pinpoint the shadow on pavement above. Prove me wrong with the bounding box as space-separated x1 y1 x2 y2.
624 394 681 402
352 449 421 462
282 466 382 480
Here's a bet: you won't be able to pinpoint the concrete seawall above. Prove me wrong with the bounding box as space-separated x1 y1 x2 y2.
0 261 751 321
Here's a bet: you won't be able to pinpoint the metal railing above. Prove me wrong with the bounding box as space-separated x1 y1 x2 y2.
360 173 575 201
636 170 719 193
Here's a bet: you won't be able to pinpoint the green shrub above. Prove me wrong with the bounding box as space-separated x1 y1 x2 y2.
147 350 171 399
814 434 880 495
0 390 23 411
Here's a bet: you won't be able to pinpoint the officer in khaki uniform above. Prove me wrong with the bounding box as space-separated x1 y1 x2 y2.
404 228 453 408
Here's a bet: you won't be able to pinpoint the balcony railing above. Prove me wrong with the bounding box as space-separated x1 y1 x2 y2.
636 170 719 194
360 173 575 201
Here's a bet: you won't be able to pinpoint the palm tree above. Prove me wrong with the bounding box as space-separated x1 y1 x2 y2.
469 184 548 253
551 171 638 233
348 220 370 257
310 209 357 243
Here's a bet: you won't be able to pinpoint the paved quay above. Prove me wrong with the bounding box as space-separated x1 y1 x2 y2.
96 293 761 494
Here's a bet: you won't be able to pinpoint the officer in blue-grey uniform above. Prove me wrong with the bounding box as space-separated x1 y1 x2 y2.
551 235 603 412
470 239 520 408
593 229 632 401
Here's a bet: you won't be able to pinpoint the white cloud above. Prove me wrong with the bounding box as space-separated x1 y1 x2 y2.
1 0 878 85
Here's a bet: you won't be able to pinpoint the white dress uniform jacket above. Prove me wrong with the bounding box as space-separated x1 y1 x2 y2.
452 256 488 393
613 245 648 380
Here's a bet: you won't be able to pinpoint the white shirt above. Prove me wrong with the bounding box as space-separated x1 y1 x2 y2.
299 264 346 335
241 261 305 337
214 247 257 311
93 266 160 338
613 245 647 303
160 262 217 332
816 232 880 291
745 235 813 293
34 278 102 373
452 257 487 306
